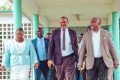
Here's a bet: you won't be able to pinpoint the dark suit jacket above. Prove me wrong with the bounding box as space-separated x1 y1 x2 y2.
48 28 78 65
31 38 49 62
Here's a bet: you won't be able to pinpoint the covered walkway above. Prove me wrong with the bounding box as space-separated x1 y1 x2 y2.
0 0 120 80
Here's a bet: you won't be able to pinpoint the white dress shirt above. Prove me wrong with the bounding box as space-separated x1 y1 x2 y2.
92 29 102 58
61 28 73 57
79 39 84 48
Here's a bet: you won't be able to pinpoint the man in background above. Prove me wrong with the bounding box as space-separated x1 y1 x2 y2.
32 27 49 80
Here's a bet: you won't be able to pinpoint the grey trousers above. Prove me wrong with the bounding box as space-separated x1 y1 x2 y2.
86 57 108 80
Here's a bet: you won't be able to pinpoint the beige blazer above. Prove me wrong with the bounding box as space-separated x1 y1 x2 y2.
78 29 118 69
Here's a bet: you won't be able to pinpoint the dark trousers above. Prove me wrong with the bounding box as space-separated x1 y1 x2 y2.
74 68 86 80
55 54 75 80
36 60 49 80
75 67 86 80
87 57 108 80
75 67 80 80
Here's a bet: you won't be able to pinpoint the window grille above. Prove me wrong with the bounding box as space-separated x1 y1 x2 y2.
0 23 33 80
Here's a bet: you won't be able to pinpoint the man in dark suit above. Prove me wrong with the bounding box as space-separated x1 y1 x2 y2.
32 27 49 80
48 16 78 80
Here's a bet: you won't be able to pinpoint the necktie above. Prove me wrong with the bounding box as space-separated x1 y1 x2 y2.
63 29 66 50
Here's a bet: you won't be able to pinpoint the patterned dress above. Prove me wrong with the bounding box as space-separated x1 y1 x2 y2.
2 39 37 80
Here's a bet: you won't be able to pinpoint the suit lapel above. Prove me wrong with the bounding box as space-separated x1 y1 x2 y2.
57 29 61 46
100 29 103 47
44 38 49 51
68 28 73 43
88 30 94 56
44 38 47 49
34 38 37 49
100 29 105 54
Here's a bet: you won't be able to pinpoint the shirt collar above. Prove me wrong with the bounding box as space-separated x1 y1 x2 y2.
61 28 68 31
92 28 101 34
37 37 44 40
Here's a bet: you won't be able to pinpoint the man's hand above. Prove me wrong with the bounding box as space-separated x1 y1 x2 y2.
34 63 39 69
78 65 84 72
47 60 54 68
113 60 119 69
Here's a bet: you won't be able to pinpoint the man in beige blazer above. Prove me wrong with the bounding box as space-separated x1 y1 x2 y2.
78 17 119 80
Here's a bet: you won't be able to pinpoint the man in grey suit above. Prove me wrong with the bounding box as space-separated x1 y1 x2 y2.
48 16 78 80
78 17 119 80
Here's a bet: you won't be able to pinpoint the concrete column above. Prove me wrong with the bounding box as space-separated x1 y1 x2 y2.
33 14 39 38
13 0 22 35
112 12 120 80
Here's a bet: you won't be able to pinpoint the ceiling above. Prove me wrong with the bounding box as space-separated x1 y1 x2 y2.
12 0 120 27
0 13 31 24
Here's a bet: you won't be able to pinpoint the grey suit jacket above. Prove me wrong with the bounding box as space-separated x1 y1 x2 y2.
78 29 118 69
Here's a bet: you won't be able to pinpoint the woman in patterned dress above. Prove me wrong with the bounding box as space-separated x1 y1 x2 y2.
1 28 38 80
